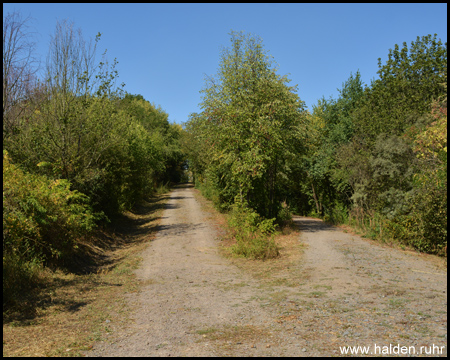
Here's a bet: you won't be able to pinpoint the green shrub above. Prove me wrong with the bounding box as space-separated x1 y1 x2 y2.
155 181 171 195
3 151 100 267
324 200 349 225
277 203 293 227
196 178 222 210
227 199 279 260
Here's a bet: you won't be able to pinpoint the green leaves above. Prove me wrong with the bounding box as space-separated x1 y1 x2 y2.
3 151 99 266
188 30 305 218
355 34 447 144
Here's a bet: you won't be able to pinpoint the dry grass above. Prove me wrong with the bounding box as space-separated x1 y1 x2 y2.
196 323 275 349
3 193 170 357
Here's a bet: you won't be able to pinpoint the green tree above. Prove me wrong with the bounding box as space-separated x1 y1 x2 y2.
406 82 447 253
337 35 446 214
353 34 447 145
296 71 364 218
193 30 305 218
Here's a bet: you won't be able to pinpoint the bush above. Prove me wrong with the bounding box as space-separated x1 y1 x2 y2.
195 177 222 210
3 151 100 267
324 200 349 225
227 199 279 260
277 203 293 227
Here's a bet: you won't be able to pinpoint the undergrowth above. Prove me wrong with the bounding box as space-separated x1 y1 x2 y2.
226 199 279 260
322 204 447 256
3 190 169 356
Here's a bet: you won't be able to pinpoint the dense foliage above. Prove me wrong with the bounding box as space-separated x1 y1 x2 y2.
301 34 447 254
184 32 447 256
184 31 306 217
3 14 185 307
183 31 307 258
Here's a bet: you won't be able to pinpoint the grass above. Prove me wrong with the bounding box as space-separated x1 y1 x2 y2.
308 291 326 298
215 281 249 291
3 192 170 357
197 327 219 336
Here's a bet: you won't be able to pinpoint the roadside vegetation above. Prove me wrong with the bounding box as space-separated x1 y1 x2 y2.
3 12 185 323
183 31 447 258
3 193 170 356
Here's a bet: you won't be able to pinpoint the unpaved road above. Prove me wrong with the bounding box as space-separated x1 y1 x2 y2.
85 184 447 357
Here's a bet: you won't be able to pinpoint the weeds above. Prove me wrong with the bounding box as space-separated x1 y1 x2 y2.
227 199 279 260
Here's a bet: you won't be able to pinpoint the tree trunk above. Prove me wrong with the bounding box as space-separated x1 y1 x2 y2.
311 182 321 215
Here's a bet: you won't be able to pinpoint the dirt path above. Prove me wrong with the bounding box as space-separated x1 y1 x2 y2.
85 184 447 357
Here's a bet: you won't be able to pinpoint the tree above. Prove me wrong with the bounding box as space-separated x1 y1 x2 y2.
191 31 305 218
4 19 134 214
353 34 447 145
407 80 447 253
297 71 364 217
335 35 446 216
3 11 40 140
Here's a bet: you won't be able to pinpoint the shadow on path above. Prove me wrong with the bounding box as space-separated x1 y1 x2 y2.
292 216 337 233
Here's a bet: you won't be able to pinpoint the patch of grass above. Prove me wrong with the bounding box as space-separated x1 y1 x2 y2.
313 284 332 291
225 227 305 286
216 281 249 291
197 327 219 336
2 192 169 357
269 290 290 303
388 297 409 308
308 291 326 298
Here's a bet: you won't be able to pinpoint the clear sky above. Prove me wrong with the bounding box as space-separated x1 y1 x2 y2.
3 3 447 124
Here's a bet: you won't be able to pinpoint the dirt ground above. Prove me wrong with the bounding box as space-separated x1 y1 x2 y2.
84 183 447 357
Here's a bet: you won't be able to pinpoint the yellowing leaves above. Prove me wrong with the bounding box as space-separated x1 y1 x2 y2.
413 111 447 159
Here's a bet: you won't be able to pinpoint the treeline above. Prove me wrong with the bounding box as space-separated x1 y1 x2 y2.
3 13 184 306
184 31 447 258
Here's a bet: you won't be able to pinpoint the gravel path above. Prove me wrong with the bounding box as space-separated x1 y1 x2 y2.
85 184 447 357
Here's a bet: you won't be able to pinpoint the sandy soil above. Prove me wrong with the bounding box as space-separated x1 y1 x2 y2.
85 184 447 357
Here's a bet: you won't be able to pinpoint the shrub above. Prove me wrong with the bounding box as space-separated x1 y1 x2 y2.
277 202 293 227
3 151 100 267
324 200 349 225
227 199 279 260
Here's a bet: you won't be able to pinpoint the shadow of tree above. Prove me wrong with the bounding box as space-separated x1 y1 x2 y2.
293 217 337 233
3 190 174 324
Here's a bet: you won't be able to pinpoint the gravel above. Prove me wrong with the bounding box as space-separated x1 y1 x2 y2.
84 184 447 357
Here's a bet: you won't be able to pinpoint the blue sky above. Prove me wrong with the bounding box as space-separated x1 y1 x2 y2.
3 3 447 124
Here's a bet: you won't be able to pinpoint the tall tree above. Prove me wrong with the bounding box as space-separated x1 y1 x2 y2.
3 11 40 140
298 71 364 216
192 31 305 218
353 34 447 145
